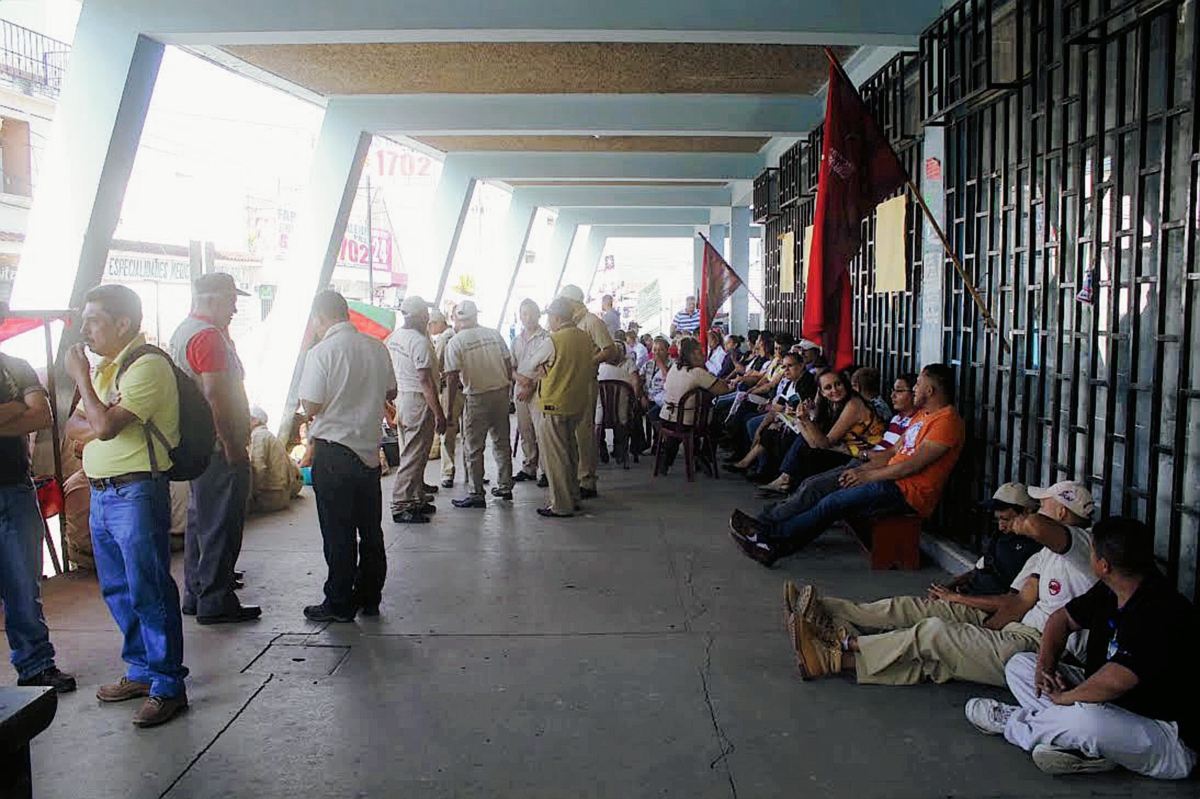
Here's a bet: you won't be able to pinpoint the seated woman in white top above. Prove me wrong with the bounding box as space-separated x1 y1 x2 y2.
661 337 734 426
704 329 728 376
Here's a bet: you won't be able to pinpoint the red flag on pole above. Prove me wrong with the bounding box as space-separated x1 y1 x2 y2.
804 52 909 370
699 236 743 354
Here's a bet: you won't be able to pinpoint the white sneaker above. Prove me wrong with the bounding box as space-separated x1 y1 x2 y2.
1032 744 1116 775
964 698 1017 735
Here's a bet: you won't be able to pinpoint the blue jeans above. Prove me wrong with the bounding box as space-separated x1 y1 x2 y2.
90 477 188 697
762 480 913 555
779 435 810 476
0 481 55 680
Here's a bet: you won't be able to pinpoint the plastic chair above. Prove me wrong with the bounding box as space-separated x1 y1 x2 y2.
33 475 63 575
596 380 638 468
651 387 720 482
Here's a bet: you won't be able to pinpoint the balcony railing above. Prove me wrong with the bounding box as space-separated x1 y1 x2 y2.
0 19 70 97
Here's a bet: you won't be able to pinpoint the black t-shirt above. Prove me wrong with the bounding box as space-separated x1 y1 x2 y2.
960 532 1044 596
0 353 43 486
1065 574 1200 749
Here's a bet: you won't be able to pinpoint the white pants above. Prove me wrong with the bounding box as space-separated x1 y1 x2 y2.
1003 652 1197 779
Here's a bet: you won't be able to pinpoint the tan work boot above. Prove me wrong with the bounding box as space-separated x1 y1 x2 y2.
96 677 151 703
794 616 842 681
132 693 188 728
784 582 840 649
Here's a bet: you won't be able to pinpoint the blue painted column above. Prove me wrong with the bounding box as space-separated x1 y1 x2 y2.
729 206 752 336
693 233 705 298
413 155 476 305
548 213 580 299
492 191 538 329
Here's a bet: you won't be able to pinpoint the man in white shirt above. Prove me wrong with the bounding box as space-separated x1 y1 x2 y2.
426 309 461 488
297 290 397 622
787 481 1097 686
444 300 514 508
385 295 447 524
510 299 548 485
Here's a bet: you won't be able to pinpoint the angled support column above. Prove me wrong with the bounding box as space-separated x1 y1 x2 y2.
567 228 607 299
413 156 475 304
11 11 162 321
253 105 371 435
491 191 538 329
729 206 751 336
549 213 580 298
693 233 705 297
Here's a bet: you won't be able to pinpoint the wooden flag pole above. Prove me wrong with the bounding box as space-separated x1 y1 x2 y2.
822 47 1010 355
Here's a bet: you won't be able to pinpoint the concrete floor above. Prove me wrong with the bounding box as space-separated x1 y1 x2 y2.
4 453 1196 798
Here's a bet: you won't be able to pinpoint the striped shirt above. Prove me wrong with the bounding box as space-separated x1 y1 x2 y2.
873 411 918 452
672 309 701 334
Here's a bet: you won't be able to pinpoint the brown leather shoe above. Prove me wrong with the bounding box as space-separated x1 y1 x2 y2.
784 582 840 647
97 677 151 703
794 617 841 681
132 693 188 728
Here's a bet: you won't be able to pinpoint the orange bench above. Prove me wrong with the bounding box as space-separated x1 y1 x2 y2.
844 515 923 570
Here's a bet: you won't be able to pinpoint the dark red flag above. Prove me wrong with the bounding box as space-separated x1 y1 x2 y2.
699 237 743 353
804 56 909 370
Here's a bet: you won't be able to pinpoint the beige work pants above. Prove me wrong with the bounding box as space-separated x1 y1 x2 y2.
439 388 466 481
823 595 1041 687
463 388 513 497
391 391 435 512
538 412 581 515
515 397 541 475
575 376 600 491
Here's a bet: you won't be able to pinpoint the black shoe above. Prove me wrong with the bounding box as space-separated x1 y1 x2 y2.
359 604 380 617
393 508 431 524
537 506 573 518
419 503 438 515
491 487 513 499
422 483 439 494
537 474 549 488
181 604 196 616
599 449 610 465
233 570 245 581
18 666 77 694
232 579 245 590
512 471 536 483
453 496 487 509
196 604 263 625
730 509 768 538
725 463 748 474
728 527 777 567
440 478 455 489
304 604 355 623
579 487 598 500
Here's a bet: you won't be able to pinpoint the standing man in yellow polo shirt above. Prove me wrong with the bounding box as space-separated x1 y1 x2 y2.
64 284 189 729
556 285 615 500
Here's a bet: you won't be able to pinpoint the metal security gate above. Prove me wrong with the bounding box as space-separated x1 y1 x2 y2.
938 0 1200 594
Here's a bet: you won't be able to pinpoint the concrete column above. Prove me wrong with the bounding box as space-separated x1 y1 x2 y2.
491 191 538 330
252 106 371 436
729 207 751 336
413 155 475 304
918 126 946 365
566 228 607 299
693 233 705 298
548 213 580 298
10 10 162 318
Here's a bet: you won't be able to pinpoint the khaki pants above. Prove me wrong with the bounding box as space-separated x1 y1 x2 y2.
823 595 1042 687
250 488 290 514
538 412 580 514
463 388 513 497
439 388 466 481
575 376 599 491
391 391 435 512
515 397 541 475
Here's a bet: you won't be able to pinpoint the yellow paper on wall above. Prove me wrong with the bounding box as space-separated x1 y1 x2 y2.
779 230 795 294
802 225 815 294
874 195 908 293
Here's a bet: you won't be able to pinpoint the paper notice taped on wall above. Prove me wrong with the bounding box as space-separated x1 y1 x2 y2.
779 230 795 294
802 225 815 294
874 195 908 293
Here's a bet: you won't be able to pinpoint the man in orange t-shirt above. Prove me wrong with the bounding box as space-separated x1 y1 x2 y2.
729 364 964 567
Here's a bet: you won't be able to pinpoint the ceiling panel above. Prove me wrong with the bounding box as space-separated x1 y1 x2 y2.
413 135 769 153
221 43 852 95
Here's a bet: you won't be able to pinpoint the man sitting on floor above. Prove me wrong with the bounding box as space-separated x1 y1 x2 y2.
728 363 964 567
785 481 1096 686
964 516 1198 779
943 482 1043 596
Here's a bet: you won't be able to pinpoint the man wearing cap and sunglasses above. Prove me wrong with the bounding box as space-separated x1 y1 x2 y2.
385 296 447 524
169 273 260 626
557 285 616 500
443 300 514 509
786 480 1097 687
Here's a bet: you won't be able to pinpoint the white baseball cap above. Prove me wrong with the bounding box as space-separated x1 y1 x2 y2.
980 482 1038 511
1028 481 1094 519
558 284 585 303
453 300 479 320
399 295 430 315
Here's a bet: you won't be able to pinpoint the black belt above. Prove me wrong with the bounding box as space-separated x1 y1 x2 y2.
89 472 154 490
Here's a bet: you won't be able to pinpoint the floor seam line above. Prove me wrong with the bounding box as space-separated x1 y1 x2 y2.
158 673 275 799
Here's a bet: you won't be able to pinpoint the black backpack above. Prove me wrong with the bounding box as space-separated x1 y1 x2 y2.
116 344 216 481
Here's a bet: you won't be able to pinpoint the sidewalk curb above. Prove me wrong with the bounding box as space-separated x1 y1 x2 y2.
920 533 976 575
